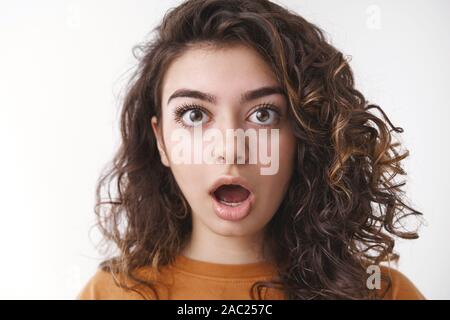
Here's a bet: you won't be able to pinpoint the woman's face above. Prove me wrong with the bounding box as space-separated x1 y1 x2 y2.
152 44 296 238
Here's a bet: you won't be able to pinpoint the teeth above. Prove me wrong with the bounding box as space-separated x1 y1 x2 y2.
219 199 243 207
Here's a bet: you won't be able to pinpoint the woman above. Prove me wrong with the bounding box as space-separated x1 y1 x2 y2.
77 0 425 300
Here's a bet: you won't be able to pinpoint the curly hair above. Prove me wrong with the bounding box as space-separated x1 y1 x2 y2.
93 0 424 299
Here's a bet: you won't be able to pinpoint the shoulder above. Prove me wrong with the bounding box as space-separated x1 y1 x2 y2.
76 266 162 300
377 265 426 300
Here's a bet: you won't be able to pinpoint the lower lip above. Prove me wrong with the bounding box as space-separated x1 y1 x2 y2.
210 192 254 221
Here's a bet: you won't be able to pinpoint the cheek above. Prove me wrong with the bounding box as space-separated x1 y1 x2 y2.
160 125 198 197
268 130 296 197
253 130 296 212
279 131 296 168
162 141 209 202
168 163 207 210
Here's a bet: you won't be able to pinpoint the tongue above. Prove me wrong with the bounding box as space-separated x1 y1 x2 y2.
214 184 250 203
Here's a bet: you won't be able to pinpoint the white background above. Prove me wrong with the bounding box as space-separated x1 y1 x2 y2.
0 0 448 299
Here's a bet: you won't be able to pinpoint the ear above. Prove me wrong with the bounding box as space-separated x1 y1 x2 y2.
151 116 170 167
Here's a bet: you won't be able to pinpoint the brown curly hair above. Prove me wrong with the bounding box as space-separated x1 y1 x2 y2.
93 0 424 299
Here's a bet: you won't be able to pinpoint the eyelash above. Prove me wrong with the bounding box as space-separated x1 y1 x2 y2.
172 102 282 128
173 102 209 128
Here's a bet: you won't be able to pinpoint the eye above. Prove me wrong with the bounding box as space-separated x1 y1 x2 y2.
247 104 281 126
173 103 210 128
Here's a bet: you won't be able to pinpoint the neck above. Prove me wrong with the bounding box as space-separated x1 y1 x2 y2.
181 220 271 265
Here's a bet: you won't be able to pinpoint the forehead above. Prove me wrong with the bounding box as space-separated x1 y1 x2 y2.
161 44 279 106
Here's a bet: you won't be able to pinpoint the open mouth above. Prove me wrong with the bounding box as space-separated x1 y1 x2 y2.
212 184 251 207
208 176 255 221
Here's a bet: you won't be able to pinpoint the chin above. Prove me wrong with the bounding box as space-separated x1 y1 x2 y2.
208 216 263 237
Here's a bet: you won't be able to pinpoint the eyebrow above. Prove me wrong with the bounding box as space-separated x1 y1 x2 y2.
167 86 286 105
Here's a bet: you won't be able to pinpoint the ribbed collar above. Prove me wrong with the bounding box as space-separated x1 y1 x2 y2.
170 254 278 279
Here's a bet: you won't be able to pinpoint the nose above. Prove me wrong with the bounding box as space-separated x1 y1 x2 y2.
213 114 249 165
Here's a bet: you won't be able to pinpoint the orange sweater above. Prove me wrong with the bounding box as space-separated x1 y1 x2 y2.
76 254 425 300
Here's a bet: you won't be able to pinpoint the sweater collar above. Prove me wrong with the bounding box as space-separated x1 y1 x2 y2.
170 254 278 279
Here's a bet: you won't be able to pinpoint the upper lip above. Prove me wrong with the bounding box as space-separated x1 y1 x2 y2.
208 175 254 196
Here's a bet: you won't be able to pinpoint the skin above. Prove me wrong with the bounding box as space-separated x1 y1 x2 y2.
151 43 296 264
